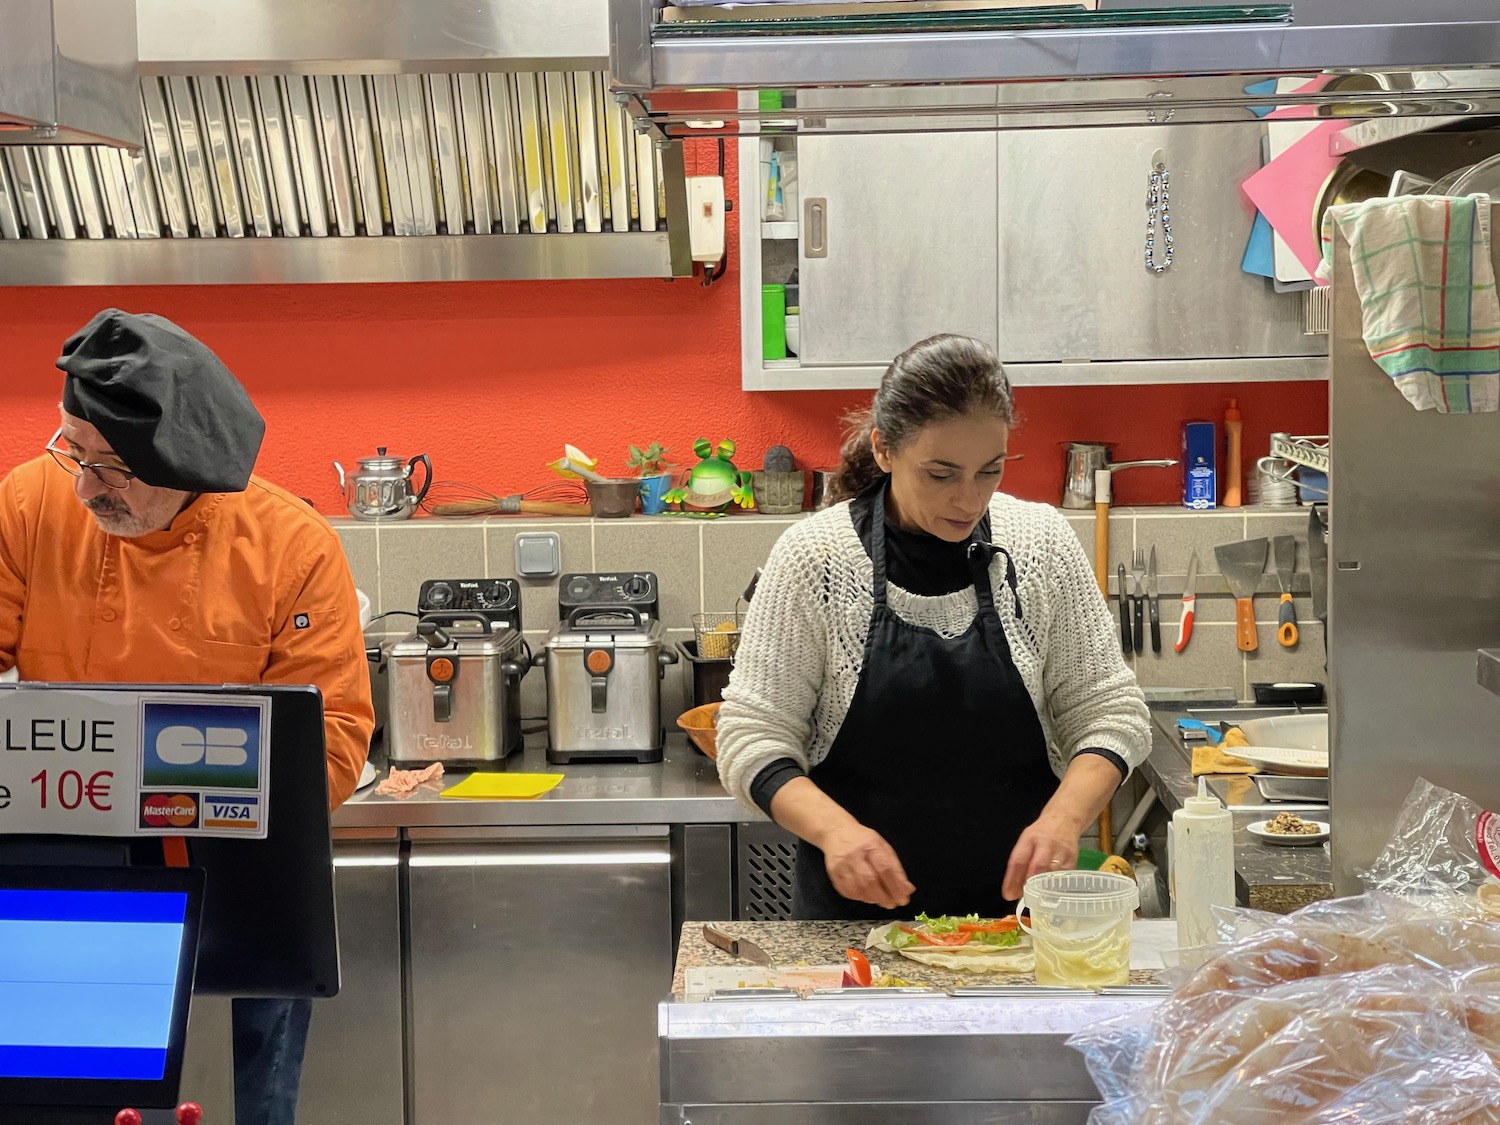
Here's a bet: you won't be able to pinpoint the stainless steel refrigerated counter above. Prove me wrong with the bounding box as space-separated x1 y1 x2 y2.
658 989 1165 1125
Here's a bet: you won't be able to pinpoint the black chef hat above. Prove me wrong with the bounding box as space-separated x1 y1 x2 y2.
56 309 265 493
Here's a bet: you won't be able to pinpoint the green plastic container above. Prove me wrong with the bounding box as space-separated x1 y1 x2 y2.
761 284 787 360
758 89 784 113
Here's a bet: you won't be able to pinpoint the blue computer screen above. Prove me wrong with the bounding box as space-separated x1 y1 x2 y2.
0 889 189 1081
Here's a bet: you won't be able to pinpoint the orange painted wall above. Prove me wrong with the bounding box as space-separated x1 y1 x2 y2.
0 147 1327 511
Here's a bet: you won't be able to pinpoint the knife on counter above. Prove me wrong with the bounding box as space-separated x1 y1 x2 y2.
702 924 774 966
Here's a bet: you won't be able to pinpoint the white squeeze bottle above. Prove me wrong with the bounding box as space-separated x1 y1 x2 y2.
1172 785 1235 949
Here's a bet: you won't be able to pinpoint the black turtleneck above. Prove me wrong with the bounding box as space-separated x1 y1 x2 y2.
848 489 973 595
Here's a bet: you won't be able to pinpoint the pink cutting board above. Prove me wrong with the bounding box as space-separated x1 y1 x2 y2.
1242 119 1343 278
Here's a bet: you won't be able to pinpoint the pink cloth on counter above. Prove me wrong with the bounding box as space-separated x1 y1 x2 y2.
375 762 444 798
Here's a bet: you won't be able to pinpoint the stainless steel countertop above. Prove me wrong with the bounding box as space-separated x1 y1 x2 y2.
1139 707 1333 912
333 733 756 829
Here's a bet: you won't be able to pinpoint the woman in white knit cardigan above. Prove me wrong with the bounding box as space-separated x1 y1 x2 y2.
716 334 1150 920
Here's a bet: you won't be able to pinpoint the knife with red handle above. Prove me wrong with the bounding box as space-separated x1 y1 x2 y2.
1174 552 1199 653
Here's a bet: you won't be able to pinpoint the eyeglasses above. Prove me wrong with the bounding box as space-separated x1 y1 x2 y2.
45 428 136 490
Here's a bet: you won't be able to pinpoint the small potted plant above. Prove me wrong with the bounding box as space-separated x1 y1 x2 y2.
629 442 676 515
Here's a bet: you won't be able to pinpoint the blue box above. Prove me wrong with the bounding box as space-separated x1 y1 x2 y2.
1182 422 1216 510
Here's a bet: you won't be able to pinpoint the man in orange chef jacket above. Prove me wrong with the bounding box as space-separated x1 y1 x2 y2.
0 308 375 1125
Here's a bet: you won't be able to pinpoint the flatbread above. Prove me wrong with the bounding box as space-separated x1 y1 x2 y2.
866 923 1036 975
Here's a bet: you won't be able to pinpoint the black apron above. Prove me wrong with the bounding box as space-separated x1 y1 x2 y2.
792 487 1059 920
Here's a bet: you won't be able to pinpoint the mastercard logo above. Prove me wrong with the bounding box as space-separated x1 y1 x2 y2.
139 792 200 829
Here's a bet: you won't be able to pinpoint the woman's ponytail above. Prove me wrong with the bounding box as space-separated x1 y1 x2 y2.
829 408 884 503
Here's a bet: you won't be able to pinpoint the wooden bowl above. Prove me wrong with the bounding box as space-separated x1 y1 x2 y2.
677 701 721 759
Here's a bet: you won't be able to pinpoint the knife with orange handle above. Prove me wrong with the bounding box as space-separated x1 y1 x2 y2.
1174 552 1198 653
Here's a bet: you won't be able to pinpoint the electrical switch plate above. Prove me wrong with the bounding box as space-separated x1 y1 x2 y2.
686 174 726 264
515 532 562 579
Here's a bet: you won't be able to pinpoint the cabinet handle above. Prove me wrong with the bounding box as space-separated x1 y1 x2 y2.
410 848 671 868
804 197 827 259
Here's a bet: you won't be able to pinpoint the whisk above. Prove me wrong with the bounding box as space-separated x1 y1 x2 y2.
422 479 591 518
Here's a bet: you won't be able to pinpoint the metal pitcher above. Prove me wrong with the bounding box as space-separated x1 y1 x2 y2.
1061 443 1177 508
333 448 432 522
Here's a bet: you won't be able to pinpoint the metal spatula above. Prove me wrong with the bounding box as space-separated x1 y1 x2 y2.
1273 535 1299 648
1214 537 1270 652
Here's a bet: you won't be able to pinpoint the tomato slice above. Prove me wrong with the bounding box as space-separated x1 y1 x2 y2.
845 948 873 987
913 930 973 947
958 917 1020 934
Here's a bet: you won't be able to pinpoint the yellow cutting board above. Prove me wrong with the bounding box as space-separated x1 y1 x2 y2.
440 773 564 800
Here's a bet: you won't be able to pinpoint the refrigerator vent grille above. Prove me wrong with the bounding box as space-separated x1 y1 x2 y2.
737 825 797 921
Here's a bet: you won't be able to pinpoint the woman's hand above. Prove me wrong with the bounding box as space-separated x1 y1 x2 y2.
1001 754 1125 900
820 823 915 911
1002 813 1080 901
770 777 916 910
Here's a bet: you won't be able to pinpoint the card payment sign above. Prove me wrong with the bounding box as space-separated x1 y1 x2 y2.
141 701 263 791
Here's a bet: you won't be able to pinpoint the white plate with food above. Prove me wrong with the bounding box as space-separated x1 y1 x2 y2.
1248 813 1329 845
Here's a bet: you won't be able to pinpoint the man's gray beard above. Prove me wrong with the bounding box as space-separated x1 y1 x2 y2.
87 499 155 538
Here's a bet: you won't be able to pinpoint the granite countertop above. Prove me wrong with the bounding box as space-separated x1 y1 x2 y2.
673 920 1163 994
1140 706 1333 914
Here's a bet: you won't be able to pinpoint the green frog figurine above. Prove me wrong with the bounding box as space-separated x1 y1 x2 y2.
663 438 755 513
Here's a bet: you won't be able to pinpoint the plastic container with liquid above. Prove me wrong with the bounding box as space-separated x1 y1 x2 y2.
1018 870 1139 988
1171 793 1235 949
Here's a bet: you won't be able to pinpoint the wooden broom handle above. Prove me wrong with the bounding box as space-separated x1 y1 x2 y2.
1093 470 1112 597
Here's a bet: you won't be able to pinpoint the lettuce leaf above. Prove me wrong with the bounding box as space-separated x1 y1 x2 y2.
970 929 1022 948
905 915 1022 947
884 925 917 950
913 913 968 933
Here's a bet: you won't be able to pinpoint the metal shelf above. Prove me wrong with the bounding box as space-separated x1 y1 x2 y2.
613 0 1500 134
645 20 1500 89
743 356 1328 391
1271 434 1331 475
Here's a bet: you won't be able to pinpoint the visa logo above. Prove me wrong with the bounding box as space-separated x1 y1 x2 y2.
204 794 259 830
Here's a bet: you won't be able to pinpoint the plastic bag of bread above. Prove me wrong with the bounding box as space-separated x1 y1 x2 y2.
1364 777 1500 919
1072 894 1500 1121
1075 964 1500 1123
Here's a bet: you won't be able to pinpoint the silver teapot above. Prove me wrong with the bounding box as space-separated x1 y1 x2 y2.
1061 443 1177 509
333 448 432 522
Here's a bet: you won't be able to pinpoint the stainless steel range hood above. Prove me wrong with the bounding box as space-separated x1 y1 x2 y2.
608 0 1500 135
0 0 693 284
0 0 140 147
